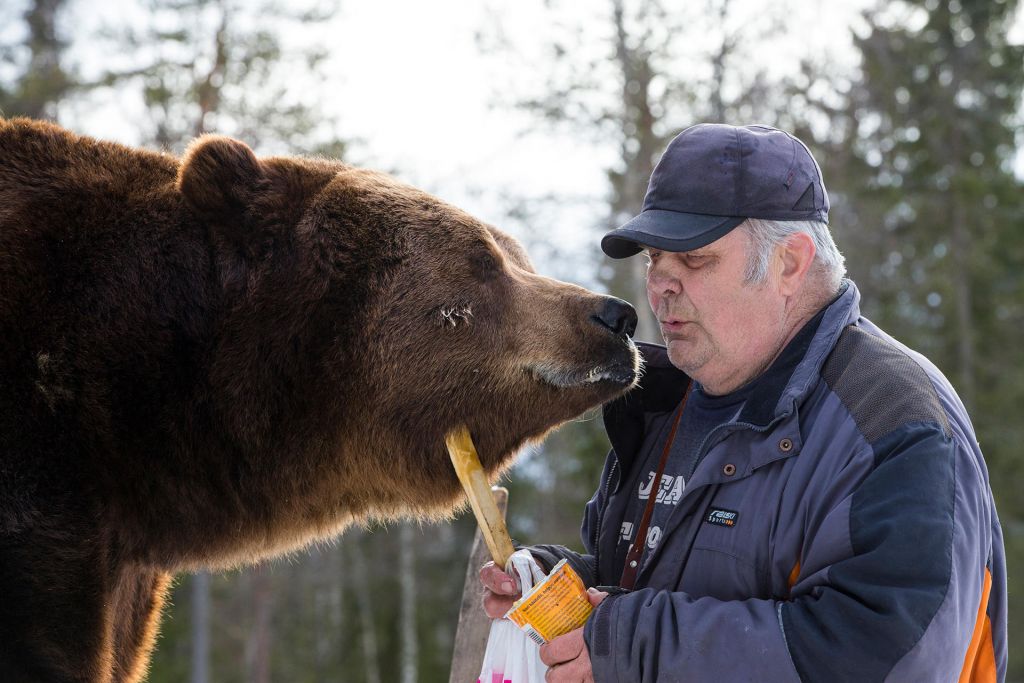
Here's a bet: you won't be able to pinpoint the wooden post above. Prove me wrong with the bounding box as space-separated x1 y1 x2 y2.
448 486 509 683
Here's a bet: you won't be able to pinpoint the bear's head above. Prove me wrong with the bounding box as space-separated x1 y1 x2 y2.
177 135 640 523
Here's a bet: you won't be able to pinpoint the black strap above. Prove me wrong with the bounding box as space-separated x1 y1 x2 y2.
619 384 691 590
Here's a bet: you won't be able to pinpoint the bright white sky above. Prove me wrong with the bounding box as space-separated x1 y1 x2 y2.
38 0 1024 281
305 0 878 250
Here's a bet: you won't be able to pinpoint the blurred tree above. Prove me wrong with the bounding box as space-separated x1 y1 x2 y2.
399 523 419 683
190 572 211 683
350 530 383 683
89 0 343 154
806 0 1023 407
246 564 275 683
0 0 74 120
794 0 1024 674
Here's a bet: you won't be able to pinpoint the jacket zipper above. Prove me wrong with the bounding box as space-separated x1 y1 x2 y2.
593 456 619 575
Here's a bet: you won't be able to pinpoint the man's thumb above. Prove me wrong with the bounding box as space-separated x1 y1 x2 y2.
586 587 609 607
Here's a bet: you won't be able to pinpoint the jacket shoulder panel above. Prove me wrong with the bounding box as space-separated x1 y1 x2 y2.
821 325 950 444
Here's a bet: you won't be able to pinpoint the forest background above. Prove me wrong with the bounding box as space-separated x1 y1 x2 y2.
2 0 1022 680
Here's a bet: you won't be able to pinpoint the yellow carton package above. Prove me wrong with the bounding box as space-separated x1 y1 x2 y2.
504 559 593 645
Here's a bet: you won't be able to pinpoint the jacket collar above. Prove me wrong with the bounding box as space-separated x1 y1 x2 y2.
771 279 860 421
604 280 861 464
602 343 690 469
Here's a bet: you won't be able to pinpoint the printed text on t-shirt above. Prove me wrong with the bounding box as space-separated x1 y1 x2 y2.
637 471 684 505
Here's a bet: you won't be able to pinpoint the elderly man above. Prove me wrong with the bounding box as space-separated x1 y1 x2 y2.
480 124 1007 682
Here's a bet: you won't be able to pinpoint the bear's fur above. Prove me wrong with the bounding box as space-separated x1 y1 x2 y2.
0 118 639 682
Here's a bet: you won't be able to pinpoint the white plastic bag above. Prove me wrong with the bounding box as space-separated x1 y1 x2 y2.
477 550 549 683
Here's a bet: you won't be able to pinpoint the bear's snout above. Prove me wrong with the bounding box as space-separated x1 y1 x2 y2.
591 296 638 338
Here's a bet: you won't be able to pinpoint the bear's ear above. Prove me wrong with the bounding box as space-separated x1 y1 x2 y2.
177 135 267 230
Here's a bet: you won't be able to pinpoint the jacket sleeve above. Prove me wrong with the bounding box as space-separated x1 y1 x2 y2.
584 423 989 682
525 544 598 587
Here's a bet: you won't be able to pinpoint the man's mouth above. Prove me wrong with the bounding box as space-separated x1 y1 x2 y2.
660 318 694 332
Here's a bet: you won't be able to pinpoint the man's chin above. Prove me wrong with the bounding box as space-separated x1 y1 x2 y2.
664 341 708 377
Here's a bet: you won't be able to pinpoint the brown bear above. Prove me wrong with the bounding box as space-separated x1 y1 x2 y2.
0 118 640 682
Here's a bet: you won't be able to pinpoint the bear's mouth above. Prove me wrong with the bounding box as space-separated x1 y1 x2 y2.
526 362 638 389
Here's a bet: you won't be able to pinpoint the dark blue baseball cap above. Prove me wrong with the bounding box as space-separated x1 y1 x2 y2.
602 123 829 259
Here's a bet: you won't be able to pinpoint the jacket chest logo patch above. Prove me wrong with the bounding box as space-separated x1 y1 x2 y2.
705 508 739 528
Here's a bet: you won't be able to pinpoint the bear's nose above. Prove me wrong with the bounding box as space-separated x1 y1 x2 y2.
591 296 638 338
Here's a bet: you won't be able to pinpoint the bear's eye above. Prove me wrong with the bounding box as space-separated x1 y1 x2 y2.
471 252 500 281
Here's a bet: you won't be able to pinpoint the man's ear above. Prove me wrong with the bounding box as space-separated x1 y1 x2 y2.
177 135 268 242
776 231 816 296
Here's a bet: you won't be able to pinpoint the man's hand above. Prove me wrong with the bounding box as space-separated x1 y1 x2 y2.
540 588 608 682
479 560 522 618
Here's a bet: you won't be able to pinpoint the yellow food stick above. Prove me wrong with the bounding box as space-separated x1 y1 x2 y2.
445 426 516 568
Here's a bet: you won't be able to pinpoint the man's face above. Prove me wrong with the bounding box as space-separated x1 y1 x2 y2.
645 227 789 394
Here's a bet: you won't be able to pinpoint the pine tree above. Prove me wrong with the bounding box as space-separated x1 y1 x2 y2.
89 0 342 154
0 0 74 120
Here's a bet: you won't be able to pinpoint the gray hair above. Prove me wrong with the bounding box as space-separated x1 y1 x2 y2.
740 218 846 291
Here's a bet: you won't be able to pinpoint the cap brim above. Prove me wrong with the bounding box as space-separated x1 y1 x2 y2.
601 210 745 259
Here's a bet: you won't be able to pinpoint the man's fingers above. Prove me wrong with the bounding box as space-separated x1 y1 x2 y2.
539 627 585 667
542 629 595 683
479 561 521 618
586 587 608 607
478 561 518 594
481 590 517 619
545 656 593 683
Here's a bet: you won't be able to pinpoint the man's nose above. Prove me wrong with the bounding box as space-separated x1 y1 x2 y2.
591 296 638 337
646 266 681 297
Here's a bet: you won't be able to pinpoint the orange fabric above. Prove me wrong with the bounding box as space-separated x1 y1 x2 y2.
787 560 801 592
958 568 997 683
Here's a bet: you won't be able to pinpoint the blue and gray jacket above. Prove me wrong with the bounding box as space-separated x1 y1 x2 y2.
531 280 1006 682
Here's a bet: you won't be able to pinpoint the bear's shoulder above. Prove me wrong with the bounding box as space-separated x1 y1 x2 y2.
0 117 177 187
